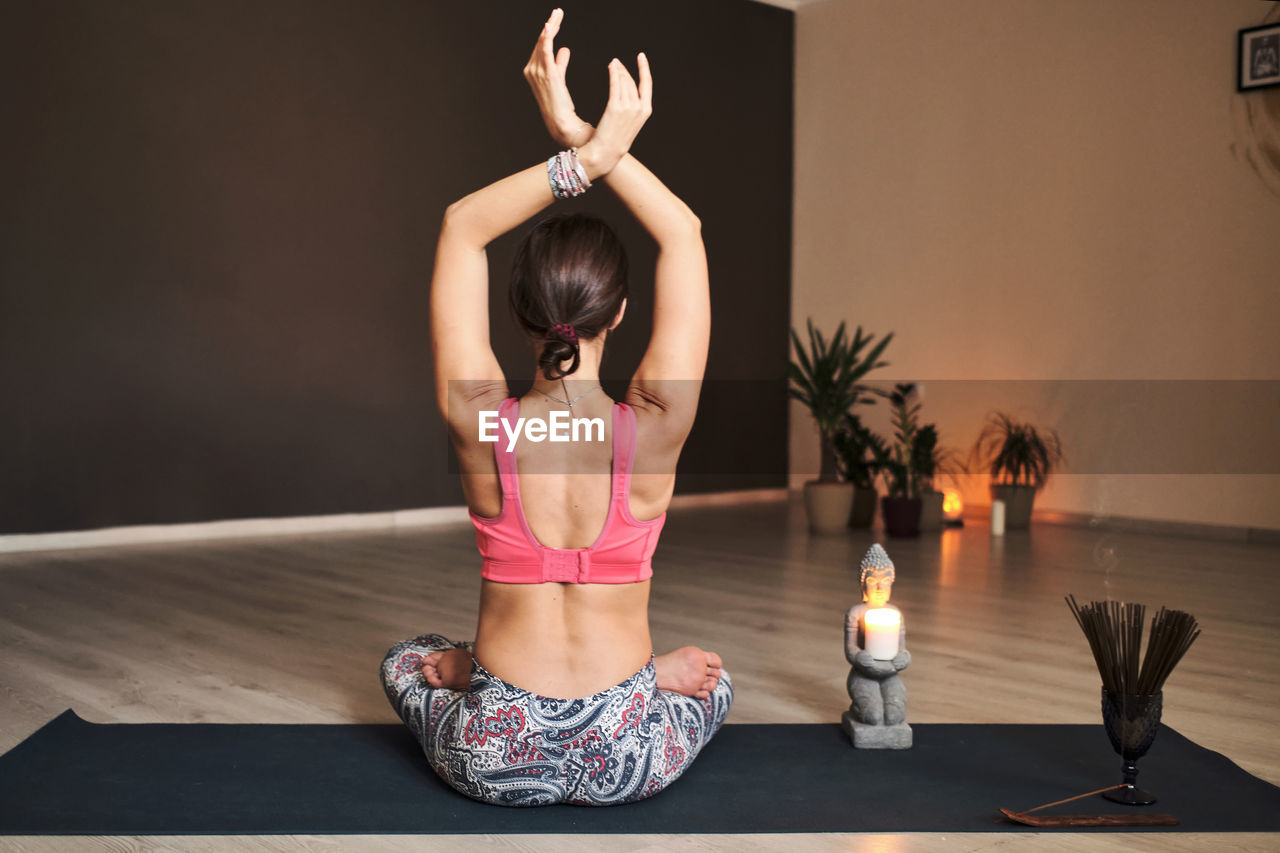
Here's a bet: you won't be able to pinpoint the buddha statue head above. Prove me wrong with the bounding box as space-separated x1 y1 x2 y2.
860 543 896 608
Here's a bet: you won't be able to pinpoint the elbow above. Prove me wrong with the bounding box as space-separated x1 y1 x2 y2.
440 201 481 248
442 199 466 227
685 210 702 234
444 192 483 227
660 210 701 244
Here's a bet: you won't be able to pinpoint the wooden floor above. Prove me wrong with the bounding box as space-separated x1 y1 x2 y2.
2 496 1278 851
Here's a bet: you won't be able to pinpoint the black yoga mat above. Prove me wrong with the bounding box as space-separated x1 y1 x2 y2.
3 710 1279 835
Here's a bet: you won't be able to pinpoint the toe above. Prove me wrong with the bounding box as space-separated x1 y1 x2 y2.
706 650 723 669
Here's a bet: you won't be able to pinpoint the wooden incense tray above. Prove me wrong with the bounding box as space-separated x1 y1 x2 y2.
1000 807 1180 827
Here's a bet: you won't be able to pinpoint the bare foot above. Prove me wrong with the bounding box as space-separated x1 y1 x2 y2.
420 648 472 690
655 646 723 700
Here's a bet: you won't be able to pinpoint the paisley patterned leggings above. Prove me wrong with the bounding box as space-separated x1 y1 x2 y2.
380 633 733 806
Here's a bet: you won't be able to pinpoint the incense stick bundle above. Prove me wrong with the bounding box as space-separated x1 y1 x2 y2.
1065 595 1200 695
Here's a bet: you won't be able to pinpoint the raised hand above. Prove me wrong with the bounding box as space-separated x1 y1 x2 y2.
578 52 653 177
523 8 593 148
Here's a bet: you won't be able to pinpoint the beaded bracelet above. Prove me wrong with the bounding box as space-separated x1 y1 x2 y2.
547 148 592 199
550 150 583 198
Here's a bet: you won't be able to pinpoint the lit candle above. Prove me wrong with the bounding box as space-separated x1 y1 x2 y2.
990 499 1006 536
942 488 964 523
863 607 901 660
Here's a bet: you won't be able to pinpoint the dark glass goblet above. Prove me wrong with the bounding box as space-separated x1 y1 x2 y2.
1100 688 1163 805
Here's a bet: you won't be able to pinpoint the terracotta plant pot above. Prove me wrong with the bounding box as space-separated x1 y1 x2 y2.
917 490 945 531
881 496 922 538
847 487 878 529
990 484 1036 529
804 481 855 535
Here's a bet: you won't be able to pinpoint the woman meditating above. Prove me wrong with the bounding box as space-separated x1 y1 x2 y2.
380 9 731 806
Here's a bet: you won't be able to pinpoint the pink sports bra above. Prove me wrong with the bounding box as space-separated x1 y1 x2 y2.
469 397 666 584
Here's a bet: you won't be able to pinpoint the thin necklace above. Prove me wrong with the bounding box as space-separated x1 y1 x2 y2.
536 383 601 408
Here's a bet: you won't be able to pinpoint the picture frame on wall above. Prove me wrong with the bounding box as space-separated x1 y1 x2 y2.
1238 22 1280 91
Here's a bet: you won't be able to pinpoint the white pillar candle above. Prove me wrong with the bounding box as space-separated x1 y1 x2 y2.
990 499 1006 536
863 607 901 660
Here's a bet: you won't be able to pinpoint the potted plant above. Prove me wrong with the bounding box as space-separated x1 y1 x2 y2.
912 424 966 531
789 318 892 534
833 412 887 529
873 383 924 538
912 424 945 531
967 411 1065 529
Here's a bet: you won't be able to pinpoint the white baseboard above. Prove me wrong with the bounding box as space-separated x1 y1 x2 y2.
668 488 788 509
0 506 470 555
962 502 1280 545
0 489 791 555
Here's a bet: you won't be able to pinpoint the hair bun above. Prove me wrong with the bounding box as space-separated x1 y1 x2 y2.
539 331 581 380
508 212 628 382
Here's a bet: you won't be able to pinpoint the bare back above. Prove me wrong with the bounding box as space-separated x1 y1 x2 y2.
453 390 678 698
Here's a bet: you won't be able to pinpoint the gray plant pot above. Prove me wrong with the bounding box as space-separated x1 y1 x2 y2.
990 484 1037 529
847 487 878 529
918 490 945 531
804 481 855 535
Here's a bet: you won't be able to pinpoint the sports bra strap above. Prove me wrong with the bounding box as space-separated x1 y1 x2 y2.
495 397 520 498
612 402 636 495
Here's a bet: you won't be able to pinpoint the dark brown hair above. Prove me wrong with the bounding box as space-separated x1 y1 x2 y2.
509 212 629 380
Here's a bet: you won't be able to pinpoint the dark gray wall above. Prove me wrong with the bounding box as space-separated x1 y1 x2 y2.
0 0 792 535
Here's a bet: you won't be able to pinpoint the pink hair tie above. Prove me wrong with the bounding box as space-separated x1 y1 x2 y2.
551 323 577 342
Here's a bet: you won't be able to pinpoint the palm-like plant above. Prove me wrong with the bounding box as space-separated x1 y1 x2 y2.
968 411 1065 491
789 319 893 483
873 382 920 497
833 412 888 491
911 423 939 494
913 423 966 493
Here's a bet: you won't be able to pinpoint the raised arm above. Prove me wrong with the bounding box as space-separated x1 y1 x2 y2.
604 150 709 438
525 14 708 448
429 164 556 422
432 13 649 427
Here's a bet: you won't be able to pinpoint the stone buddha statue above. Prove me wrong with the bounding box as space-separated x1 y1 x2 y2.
843 543 912 748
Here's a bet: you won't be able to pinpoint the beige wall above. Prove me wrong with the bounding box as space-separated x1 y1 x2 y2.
791 0 1280 531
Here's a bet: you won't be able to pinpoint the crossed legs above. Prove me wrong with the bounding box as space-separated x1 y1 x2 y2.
380 632 733 806
419 644 724 699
